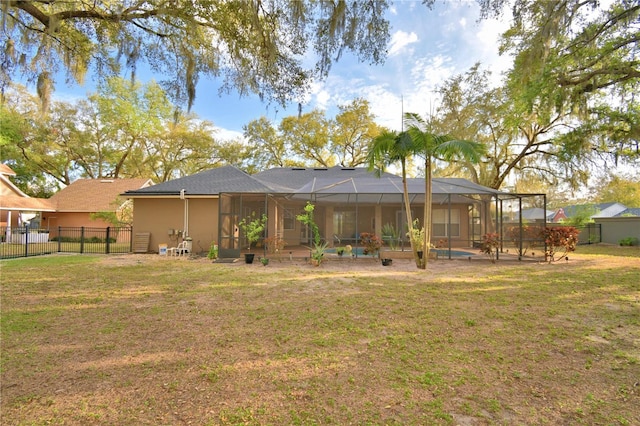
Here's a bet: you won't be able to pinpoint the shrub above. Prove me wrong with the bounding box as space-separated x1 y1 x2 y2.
480 233 500 262
359 232 383 256
264 235 286 253
207 242 218 260
381 223 400 250
542 226 580 262
619 237 639 246
505 225 540 256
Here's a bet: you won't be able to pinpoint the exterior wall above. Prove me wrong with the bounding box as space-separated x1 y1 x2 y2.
132 197 218 254
44 212 112 229
594 217 640 245
186 198 220 254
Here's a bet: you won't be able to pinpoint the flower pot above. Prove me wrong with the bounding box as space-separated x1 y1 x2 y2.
245 253 255 264
381 258 392 266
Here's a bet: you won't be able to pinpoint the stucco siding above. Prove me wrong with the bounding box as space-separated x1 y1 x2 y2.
594 217 640 245
133 197 218 254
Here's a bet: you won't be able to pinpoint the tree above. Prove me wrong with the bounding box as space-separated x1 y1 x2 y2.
1 80 227 188
433 63 593 191
592 174 640 207
243 100 383 171
331 98 384 167
2 1 390 110
243 117 290 171
404 112 485 269
280 110 333 167
367 130 423 268
0 86 59 196
500 0 640 167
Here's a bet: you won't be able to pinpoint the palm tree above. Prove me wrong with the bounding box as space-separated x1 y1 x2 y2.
404 112 486 268
367 130 423 268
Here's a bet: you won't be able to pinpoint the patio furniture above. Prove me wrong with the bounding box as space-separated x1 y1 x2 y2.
167 241 190 256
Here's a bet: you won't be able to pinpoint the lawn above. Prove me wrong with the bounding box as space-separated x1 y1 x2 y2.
1 245 639 425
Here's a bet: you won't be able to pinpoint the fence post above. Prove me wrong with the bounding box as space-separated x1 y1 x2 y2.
80 227 85 254
58 226 62 252
24 227 29 257
129 227 133 253
106 227 111 254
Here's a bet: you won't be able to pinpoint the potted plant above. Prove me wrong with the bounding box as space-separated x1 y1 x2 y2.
310 241 328 266
239 212 268 264
407 219 425 259
381 258 393 266
260 257 269 266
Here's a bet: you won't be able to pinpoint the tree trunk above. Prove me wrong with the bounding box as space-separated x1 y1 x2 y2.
401 161 421 268
422 157 432 269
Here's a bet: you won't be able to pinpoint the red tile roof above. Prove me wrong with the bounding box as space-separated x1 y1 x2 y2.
49 179 152 212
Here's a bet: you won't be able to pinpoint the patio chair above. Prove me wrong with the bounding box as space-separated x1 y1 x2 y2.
167 241 190 256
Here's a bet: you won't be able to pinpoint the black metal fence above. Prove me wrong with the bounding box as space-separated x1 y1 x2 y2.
547 223 602 245
0 226 133 260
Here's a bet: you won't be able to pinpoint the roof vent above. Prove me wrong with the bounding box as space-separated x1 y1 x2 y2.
100 179 114 183
313 168 328 171
341 168 355 171
292 167 306 170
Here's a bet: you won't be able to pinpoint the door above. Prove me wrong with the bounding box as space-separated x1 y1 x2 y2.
218 193 241 258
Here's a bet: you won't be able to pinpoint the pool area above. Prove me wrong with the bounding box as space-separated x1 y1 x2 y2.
435 249 476 258
325 247 370 256
326 247 476 258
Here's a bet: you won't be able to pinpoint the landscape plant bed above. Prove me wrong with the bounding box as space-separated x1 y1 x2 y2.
1 246 639 424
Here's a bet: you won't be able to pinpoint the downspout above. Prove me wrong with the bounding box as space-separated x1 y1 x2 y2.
447 194 452 260
180 189 188 237
495 196 500 261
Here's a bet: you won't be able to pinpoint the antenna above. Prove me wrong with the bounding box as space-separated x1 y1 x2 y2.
401 94 404 132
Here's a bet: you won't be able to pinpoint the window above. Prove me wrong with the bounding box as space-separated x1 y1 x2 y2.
283 208 295 230
333 209 357 239
433 209 460 237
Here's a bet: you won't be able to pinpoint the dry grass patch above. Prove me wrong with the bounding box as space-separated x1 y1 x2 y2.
1 246 639 425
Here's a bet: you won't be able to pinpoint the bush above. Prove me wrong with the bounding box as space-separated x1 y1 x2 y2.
542 226 580 262
359 232 383 256
619 237 639 246
207 242 218 260
505 225 540 256
480 233 500 262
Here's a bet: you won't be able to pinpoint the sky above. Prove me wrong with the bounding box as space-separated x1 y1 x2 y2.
53 1 513 142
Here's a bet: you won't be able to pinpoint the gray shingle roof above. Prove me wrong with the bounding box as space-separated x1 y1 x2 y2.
253 166 398 192
124 165 516 199
615 207 640 217
124 166 272 196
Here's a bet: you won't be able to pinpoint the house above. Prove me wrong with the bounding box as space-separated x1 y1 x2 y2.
557 202 628 221
43 178 153 237
123 166 543 257
0 164 55 240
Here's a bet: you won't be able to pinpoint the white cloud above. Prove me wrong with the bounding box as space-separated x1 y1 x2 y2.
214 127 244 142
388 30 419 56
459 17 467 28
470 16 512 86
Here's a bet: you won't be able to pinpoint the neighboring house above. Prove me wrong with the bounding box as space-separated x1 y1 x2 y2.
0 164 55 233
518 207 555 222
124 165 542 256
551 202 636 222
615 207 640 217
44 178 153 237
